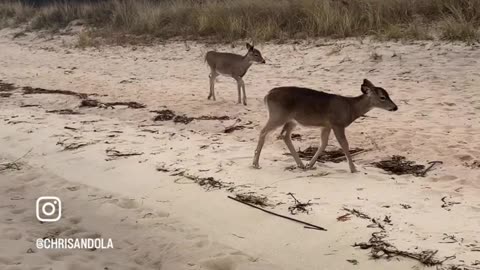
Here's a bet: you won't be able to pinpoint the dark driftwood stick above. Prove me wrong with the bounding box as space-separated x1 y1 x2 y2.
227 196 327 231
419 161 443 177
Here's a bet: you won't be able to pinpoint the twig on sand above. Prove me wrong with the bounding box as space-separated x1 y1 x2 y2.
342 207 385 230
106 148 143 158
227 195 327 231
224 121 246 133
287 192 314 215
441 196 461 211
0 148 33 171
418 160 443 177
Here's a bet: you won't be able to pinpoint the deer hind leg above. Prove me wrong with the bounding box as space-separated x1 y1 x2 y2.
282 121 305 169
234 76 243 104
239 79 247 105
208 69 217 101
252 117 287 169
332 126 357 173
307 127 331 169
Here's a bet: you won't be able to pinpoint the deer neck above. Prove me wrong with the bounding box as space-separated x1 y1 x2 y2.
350 94 373 122
241 54 253 72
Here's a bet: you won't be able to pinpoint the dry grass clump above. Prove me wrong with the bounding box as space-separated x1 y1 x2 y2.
0 0 479 42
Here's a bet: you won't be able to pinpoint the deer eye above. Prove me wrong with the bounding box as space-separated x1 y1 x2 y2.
380 96 386 101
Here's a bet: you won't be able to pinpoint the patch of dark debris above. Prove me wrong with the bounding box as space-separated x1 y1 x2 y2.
105 148 143 160
22 86 90 99
171 171 232 191
372 155 442 177
234 193 269 207
152 109 231 125
0 81 16 92
224 120 253 133
291 146 367 163
81 99 146 109
287 193 314 215
56 140 91 151
354 232 455 267
152 110 175 121
463 160 480 169
46 109 82 115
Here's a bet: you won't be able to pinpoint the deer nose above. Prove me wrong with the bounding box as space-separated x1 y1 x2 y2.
261 60 266 64
390 105 398 111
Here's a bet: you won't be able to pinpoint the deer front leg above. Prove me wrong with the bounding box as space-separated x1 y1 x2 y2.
307 127 331 169
239 79 247 105
234 77 242 104
282 122 305 169
208 72 217 101
332 126 357 173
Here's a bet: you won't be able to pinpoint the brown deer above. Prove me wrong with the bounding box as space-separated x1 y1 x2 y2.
205 43 266 105
252 79 398 173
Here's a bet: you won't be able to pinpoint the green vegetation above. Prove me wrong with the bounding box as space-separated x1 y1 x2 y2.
1 0 479 43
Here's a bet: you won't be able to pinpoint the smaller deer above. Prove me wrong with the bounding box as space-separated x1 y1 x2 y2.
205 43 266 105
252 79 398 173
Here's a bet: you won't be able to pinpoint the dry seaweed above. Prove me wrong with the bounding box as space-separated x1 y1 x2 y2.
0 81 16 92
0 149 32 171
23 86 89 99
81 99 145 109
354 232 454 266
287 193 313 215
224 125 246 133
293 146 366 163
173 115 194 124
0 93 12 98
196 115 230 120
173 171 229 191
46 109 82 115
152 110 229 124
372 155 425 176
104 101 145 109
56 140 90 151
106 148 143 158
152 109 175 121
464 160 480 169
343 207 386 230
235 193 269 207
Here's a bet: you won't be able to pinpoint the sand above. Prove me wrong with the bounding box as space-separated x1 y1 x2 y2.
0 28 479 270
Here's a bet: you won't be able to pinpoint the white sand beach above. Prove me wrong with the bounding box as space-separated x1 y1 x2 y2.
0 28 479 269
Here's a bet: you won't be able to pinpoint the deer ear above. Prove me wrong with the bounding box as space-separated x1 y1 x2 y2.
246 43 253 51
361 79 374 94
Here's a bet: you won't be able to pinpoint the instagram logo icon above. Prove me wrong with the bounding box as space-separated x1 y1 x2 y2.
36 196 62 222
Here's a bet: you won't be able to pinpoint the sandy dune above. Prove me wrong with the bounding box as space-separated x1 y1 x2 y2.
0 28 479 269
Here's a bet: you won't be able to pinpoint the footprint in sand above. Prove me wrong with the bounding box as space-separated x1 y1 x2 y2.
2 227 22 240
16 172 38 183
68 216 82 225
10 208 27 215
200 253 253 270
60 228 85 237
0 255 21 266
431 175 458 182
45 250 73 261
112 198 139 209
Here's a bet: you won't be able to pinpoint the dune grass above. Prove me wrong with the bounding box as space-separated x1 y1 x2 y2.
0 0 479 43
